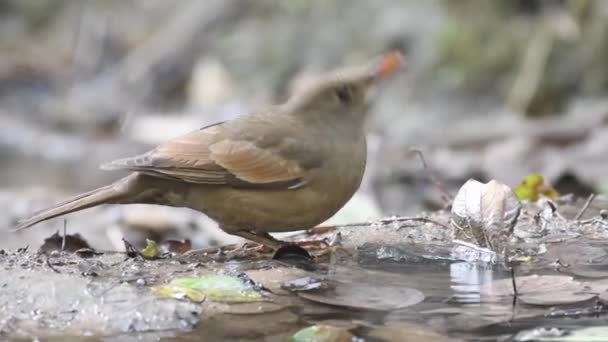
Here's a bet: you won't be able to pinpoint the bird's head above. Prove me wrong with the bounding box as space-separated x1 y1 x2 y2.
283 51 403 123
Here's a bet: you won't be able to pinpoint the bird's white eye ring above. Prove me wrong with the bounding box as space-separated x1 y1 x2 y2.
335 86 352 105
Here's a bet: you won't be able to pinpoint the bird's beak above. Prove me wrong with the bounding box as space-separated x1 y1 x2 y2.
361 51 404 104
371 51 404 81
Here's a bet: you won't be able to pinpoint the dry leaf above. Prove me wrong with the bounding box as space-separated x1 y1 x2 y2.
451 179 521 251
480 274 601 306
298 282 424 311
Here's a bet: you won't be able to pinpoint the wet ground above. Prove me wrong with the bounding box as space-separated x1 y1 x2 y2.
2 197 608 341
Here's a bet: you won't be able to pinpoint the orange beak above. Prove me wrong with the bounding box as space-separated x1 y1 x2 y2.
375 51 404 80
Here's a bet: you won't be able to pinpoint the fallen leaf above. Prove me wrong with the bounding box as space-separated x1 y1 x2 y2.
514 173 559 201
141 239 161 259
298 282 424 311
451 179 521 250
290 325 355 342
154 275 263 303
155 283 206 302
480 274 600 306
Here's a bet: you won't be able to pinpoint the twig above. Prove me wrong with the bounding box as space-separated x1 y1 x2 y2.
407 148 453 206
46 255 60 273
511 265 518 307
122 238 140 258
575 193 596 220
61 219 67 252
580 217 608 228
390 216 452 231
317 216 451 231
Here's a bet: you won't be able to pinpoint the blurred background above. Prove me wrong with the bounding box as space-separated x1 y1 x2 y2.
1 0 607 250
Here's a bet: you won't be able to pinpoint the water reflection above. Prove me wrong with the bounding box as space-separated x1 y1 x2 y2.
450 261 494 304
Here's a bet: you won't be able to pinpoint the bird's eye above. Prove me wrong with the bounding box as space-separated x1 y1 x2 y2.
335 86 352 105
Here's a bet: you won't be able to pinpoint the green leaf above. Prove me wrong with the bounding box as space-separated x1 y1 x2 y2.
514 173 559 201
140 239 160 259
290 325 355 342
154 275 262 303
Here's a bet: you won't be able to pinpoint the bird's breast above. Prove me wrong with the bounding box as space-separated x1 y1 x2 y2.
313 136 367 206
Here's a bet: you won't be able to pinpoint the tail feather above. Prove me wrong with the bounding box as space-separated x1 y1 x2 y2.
12 183 123 232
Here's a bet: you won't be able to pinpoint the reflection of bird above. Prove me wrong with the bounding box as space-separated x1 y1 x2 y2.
14 52 403 249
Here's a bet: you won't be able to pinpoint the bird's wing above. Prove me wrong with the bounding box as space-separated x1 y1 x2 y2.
101 121 318 189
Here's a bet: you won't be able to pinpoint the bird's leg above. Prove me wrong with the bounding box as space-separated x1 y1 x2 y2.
233 230 286 250
306 231 354 256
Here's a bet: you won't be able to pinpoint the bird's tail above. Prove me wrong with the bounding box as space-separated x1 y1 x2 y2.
12 174 139 231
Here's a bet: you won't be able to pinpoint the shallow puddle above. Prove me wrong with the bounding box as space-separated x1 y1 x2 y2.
164 245 608 341
4 235 608 341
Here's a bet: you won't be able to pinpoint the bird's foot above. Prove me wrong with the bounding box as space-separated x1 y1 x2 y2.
232 230 285 251
294 229 344 249
292 232 351 258
240 242 274 254
291 238 331 249
231 230 351 260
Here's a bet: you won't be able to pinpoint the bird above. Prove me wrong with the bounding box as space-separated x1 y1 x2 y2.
13 52 403 250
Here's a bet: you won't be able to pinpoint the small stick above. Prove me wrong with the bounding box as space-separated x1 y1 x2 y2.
319 216 451 231
575 193 596 220
122 238 140 258
61 219 67 252
389 216 452 231
407 148 453 205
511 265 518 307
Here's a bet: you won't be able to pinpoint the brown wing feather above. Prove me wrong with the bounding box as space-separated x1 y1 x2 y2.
151 123 224 169
208 140 304 184
101 121 312 188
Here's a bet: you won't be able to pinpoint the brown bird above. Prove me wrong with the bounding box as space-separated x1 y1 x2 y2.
14 52 403 249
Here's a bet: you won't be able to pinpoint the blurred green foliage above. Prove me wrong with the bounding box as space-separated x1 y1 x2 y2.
435 0 607 116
